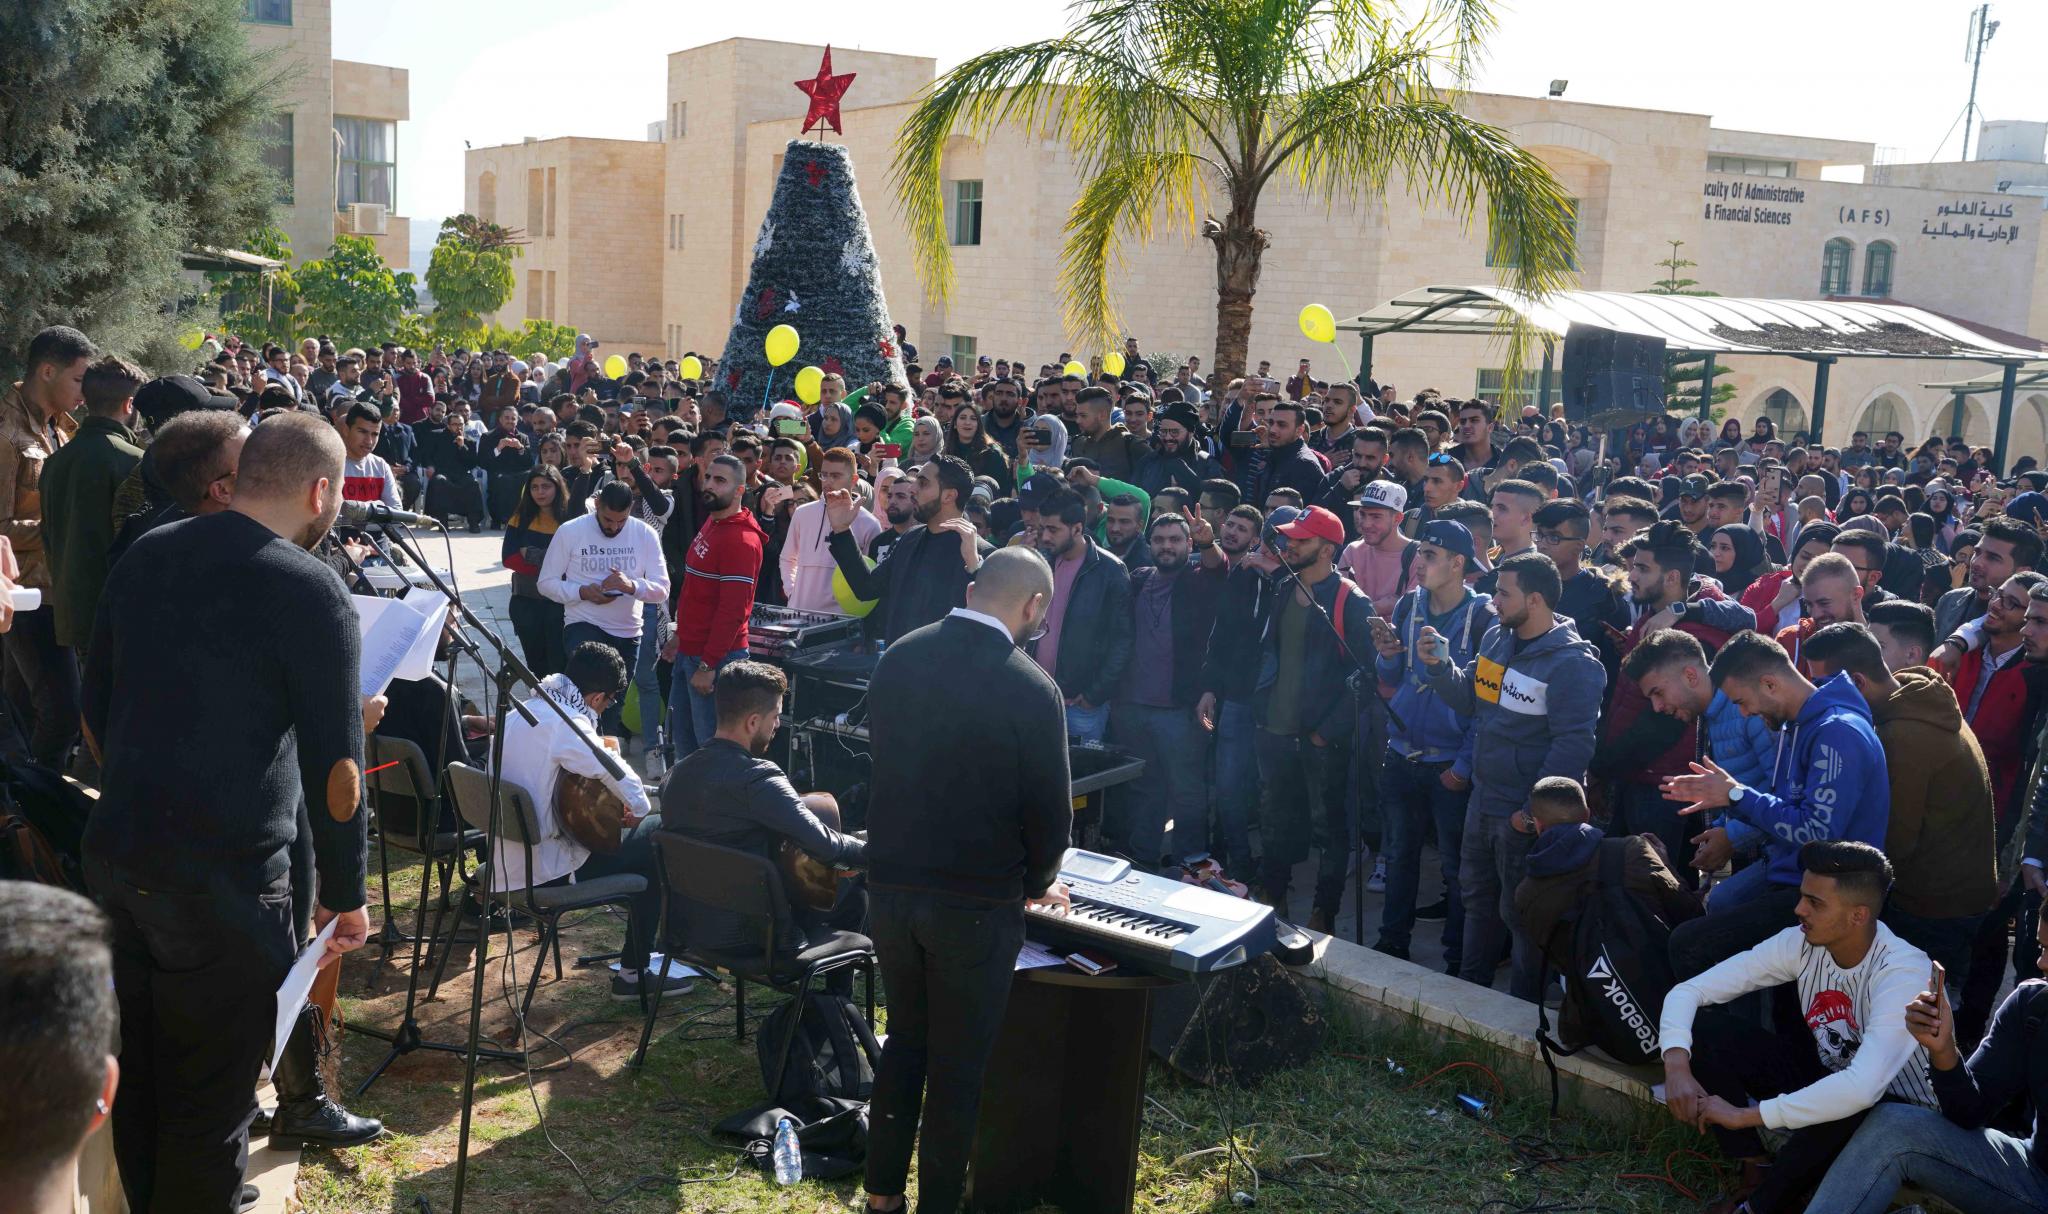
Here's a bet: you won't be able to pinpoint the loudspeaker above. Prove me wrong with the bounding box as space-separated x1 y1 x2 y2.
1560 323 1668 428
1148 955 1326 1087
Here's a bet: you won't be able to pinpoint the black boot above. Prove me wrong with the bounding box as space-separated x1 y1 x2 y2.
270 1004 383 1150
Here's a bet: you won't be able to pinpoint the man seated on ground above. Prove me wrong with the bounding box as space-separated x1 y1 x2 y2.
662 661 868 974
1659 841 1937 1214
0 882 120 1214
1803 908 2048 1213
494 641 683 1002
1660 631 1889 979
1800 622 1999 992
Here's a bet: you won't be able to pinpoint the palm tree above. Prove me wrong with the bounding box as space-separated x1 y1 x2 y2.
892 0 1580 387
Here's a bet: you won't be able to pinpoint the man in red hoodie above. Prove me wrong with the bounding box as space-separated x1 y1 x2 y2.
1591 521 1752 883
669 453 764 758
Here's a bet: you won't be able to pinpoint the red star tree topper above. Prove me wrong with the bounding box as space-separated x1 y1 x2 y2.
795 46 856 136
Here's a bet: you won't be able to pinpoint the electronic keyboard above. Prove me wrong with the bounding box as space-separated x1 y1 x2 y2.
1024 848 1277 976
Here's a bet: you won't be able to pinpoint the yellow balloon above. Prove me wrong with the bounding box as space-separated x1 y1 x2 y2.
178 326 206 352
1102 351 1126 377
1062 360 1086 377
679 355 703 380
794 365 824 406
603 353 628 379
764 324 800 367
1298 303 1337 344
832 560 879 617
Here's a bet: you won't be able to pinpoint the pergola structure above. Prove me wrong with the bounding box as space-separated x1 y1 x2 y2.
1922 361 2048 448
1336 286 2045 468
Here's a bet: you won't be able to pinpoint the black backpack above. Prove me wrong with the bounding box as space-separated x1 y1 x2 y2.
0 757 94 893
1536 839 1678 1109
758 991 880 1107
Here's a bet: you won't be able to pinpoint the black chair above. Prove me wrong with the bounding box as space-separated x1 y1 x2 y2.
433 761 648 1017
630 830 875 1086
362 734 477 990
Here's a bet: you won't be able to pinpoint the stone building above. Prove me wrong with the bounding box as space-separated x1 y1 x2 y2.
465 37 2048 451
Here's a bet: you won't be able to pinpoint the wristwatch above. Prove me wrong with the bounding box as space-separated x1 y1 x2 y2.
1727 784 1745 803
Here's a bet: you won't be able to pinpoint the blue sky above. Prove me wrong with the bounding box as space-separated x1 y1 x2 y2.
334 0 2044 240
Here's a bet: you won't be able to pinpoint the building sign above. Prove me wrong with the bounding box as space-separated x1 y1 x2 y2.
1702 179 1805 226
1922 199 2021 244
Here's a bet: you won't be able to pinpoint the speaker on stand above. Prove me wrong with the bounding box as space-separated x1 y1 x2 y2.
1559 323 1669 432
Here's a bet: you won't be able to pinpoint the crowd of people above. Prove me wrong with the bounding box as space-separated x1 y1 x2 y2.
8 315 2048 1214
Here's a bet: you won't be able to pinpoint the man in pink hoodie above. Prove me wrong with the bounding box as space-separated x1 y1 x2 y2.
1339 479 1411 616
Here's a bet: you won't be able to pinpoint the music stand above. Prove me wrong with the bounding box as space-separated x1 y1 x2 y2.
371 521 637 1214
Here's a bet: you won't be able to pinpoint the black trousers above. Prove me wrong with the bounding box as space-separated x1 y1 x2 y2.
1688 1006 1878 1214
3 604 79 767
423 472 485 524
508 595 566 678
865 888 1024 1213
88 855 298 1214
1959 878 2041 1048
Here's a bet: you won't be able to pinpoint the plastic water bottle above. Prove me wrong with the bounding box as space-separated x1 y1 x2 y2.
772 1117 802 1186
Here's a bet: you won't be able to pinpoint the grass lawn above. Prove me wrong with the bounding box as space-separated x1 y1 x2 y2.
302 866 1715 1214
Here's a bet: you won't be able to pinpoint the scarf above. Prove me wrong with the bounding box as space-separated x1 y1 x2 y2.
539 672 599 728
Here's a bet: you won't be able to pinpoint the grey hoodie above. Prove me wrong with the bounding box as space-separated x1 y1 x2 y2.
1425 616 1607 818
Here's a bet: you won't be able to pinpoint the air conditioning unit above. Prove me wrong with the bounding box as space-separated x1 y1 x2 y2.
349 202 388 235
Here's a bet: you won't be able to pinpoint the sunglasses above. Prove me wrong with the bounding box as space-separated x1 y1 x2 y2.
1427 453 1458 467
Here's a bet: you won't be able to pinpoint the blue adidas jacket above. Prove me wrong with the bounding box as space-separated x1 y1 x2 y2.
1722 672 1890 886
1376 586 1494 779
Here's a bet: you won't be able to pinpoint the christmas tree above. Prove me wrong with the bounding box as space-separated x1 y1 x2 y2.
716 138 906 420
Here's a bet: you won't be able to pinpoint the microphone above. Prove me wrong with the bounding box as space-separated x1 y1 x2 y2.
340 500 446 528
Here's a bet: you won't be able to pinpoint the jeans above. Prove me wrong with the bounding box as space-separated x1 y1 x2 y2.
1671 880 1802 980
1615 780 1695 887
88 856 298 1214
1688 1006 1873 1213
1456 807 1541 1000
631 601 667 750
1253 729 1351 917
1801 1101 2048 1214
3 604 78 767
1703 856 1774 913
1376 751 1467 966
1064 699 1110 744
562 622 637 739
508 594 566 678
865 888 1025 1214
1211 699 1260 877
1106 703 1204 868
669 649 747 758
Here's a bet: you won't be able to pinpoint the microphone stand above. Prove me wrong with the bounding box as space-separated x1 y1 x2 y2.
369 521 637 1214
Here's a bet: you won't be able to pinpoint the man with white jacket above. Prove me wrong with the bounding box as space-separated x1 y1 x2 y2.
539 480 670 734
1657 840 1936 1214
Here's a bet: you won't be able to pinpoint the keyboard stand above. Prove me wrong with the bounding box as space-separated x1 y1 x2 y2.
967 966 1176 1214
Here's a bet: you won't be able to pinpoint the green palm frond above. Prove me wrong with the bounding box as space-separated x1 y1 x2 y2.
1060 149 1207 346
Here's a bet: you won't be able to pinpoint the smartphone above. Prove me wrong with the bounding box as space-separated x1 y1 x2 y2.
1228 430 1259 448
773 417 806 437
874 443 902 459
1369 616 1398 644
1021 429 1042 447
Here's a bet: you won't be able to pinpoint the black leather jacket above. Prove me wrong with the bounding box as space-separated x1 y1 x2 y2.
659 738 865 954
1027 538 1133 706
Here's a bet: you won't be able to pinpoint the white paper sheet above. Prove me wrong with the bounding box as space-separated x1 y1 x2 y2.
271 919 337 1074
608 953 706 981
352 592 450 698
1014 941 1067 971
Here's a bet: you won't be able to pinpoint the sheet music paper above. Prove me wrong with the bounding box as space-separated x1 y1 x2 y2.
1014 941 1066 971
352 592 451 698
270 918 336 1074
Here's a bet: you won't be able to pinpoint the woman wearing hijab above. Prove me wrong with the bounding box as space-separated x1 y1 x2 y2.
811 401 856 449
1838 486 1875 521
1923 483 1960 550
902 414 946 470
1709 417 1744 453
1707 524 1771 599
1018 413 1069 477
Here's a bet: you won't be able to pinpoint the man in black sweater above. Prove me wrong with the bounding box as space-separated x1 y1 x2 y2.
81 412 369 1212
824 454 993 646
862 548 1072 1214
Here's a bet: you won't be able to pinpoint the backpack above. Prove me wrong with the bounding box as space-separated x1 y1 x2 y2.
757 991 880 1107
0 757 94 893
1535 839 1678 1110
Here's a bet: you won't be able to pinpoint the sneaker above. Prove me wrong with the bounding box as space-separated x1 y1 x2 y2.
611 969 695 1003
467 517 482 535
1367 857 1387 894
1415 899 1449 922
1371 940 1410 961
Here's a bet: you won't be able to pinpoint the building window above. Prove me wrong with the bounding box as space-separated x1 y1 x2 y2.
1762 388 1808 436
335 116 395 211
544 271 557 322
1820 238 1853 296
477 171 496 224
526 169 544 236
1862 241 1894 297
1707 154 1794 178
668 103 678 138
526 270 543 321
949 335 977 366
257 112 293 204
243 0 290 24
545 166 556 237
1487 198 1577 270
668 214 683 250
1475 369 1563 412
676 102 687 138
950 180 983 247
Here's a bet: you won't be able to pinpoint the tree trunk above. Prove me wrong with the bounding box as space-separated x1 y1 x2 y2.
1204 200 1268 395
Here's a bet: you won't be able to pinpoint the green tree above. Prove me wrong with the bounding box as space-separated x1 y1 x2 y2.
424 213 523 338
206 224 301 347
0 0 280 377
1642 240 1735 420
296 236 417 351
892 0 1578 386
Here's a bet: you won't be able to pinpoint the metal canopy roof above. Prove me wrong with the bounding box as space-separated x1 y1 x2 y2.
1336 285 2044 362
180 246 285 274
1922 362 2048 394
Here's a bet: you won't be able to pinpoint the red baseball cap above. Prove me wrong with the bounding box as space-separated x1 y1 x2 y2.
1276 505 1344 546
